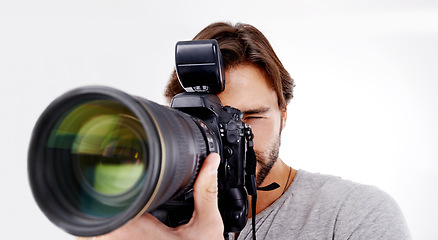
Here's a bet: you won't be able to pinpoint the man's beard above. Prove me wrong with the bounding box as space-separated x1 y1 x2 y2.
255 134 281 187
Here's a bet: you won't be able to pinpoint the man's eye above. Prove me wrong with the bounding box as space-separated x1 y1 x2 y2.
244 116 263 121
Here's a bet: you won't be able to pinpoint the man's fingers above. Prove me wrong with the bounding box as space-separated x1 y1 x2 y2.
77 214 175 240
193 153 220 205
190 153 223 231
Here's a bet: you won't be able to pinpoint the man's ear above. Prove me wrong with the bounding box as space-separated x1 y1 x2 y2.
281 108 287 130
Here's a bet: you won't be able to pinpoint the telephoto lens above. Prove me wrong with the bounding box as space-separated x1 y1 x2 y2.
28 86 212 236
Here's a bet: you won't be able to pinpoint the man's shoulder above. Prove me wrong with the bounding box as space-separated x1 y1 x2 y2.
292 170 411 239
292 170 364 200
293 170 401 217
294 170 394 203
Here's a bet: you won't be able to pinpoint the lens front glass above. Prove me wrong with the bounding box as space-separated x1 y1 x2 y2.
46 99 149 217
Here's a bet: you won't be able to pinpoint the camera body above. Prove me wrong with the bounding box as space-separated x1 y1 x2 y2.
151 40 251 233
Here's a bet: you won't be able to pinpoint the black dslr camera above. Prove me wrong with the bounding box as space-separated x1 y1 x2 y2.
28 40 257 237
152 40 257 232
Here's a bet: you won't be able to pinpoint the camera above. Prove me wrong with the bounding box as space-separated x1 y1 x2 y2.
28 40 257 237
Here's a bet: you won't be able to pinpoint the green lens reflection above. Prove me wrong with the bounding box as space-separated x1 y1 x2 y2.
47 100 147 197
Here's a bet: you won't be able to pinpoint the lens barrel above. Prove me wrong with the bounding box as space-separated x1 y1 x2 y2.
28 86 209 236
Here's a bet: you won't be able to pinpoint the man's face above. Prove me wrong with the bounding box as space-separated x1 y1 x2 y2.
217 63 287 186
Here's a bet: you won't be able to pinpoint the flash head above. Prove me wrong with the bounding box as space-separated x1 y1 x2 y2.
175 40 225 94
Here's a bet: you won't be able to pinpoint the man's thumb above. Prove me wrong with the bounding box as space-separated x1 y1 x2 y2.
192 153 221 216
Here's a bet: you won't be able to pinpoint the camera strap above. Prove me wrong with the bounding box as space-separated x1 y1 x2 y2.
244 126 257 240
244 125 280 240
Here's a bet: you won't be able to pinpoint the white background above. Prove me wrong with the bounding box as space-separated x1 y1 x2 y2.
1 0 437 239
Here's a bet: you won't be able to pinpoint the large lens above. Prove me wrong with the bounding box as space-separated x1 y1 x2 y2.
28 86 211 236
45 99 149 218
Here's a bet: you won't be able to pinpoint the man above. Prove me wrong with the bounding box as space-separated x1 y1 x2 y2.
86 22 411 239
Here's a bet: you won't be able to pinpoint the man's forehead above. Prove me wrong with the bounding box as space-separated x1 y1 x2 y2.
215 63 279 112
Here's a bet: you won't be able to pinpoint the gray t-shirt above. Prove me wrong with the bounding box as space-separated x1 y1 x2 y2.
230 170 411 240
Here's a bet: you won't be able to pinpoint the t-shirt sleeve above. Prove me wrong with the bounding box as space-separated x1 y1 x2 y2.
333 184 411 240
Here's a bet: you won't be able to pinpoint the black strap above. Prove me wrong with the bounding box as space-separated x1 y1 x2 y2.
257 182 280 191
244 126 257 240
244 125 281 240
251 194 257 240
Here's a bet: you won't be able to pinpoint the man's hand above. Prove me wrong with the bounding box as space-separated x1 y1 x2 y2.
78 153 224 240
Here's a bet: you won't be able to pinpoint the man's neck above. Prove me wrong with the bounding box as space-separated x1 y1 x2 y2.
248 159 297 218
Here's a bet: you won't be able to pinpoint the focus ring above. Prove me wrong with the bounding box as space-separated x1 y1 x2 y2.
138 98 207 204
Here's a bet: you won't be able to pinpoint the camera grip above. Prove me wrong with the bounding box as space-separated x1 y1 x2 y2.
218 187 248 233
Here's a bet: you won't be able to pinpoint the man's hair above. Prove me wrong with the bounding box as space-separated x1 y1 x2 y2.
164 22 295 110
